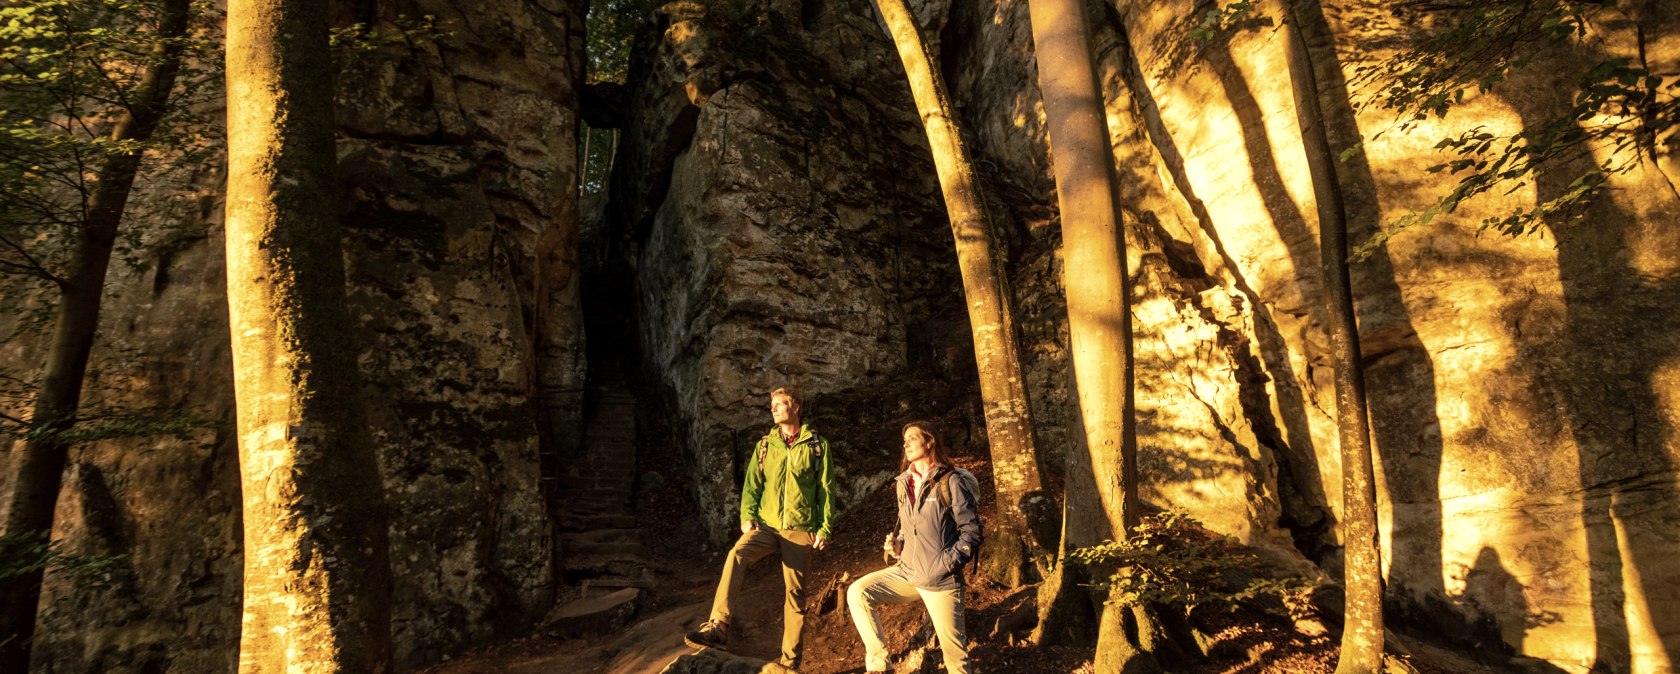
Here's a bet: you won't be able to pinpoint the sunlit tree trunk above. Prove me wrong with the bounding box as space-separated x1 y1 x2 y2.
872 0 1050 587
1283 2 1383 671
225 0 393 670
0 1 191 668
1024 0 1157 670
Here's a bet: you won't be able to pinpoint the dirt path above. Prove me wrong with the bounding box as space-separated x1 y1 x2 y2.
420 455 1089 674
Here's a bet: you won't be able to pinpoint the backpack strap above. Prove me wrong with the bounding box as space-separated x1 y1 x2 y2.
936 469 982 579
755 434 770 480
757 428 821 480
935 469 970 508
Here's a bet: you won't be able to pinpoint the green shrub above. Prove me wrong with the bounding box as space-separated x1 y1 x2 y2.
1071 511 1317 616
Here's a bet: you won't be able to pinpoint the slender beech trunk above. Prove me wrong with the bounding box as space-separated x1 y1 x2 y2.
580 127 592 190
1024 0 1155 670
225 0 392 670
0 1 191 668
1282 2 1383 671
872 0 1050 587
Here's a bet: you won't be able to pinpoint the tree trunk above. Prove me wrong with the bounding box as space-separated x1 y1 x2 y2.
872 0 1051 587
1283 2 1384 671
224 0 393 670
0 1 192 668
1024 0 1156 670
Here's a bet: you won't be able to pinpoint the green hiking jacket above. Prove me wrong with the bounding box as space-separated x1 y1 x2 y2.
741 423 836 539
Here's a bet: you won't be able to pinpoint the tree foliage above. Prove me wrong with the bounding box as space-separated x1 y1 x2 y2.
586 0 657 84
0 531 128 591
1347 0 1679 254
0 0 220 451
0 0 219 290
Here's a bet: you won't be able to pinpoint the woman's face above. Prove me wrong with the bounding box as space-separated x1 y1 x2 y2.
902 428 929 464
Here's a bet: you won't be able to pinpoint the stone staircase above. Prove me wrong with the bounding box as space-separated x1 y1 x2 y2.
555 380 652 591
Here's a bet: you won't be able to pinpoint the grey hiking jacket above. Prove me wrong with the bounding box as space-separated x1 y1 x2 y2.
890 464 982 591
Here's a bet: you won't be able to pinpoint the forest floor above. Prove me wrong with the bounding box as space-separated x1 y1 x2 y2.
419 451 1520 674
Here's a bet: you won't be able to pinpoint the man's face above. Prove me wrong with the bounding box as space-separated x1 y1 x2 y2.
770 394 799 425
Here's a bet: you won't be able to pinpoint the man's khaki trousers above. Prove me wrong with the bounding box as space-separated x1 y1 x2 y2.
709 525 814 666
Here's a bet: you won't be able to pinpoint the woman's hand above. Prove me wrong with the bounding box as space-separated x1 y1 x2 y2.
881 532 901 558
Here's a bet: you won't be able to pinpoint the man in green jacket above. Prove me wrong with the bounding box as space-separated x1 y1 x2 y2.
684 386 835 669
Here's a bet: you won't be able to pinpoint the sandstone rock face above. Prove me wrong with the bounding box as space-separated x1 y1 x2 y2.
13 207 244 674
618 0 1680 670
8 0 588 671
615 1 972 542
334 1 586 662
944 0 1301 553
959 0 1679 670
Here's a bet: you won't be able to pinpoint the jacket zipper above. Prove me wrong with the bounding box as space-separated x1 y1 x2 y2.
779 431 798 527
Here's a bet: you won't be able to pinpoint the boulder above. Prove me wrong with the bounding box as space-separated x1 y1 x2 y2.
658 648 793 674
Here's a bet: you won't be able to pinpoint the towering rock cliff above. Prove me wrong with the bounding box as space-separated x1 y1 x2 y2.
3 0 589 670
609 0 977 542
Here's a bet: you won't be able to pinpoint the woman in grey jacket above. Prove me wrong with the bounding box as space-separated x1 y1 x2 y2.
847 420 982 673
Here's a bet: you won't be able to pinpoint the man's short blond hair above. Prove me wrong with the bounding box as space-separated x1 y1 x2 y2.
770 386 803 408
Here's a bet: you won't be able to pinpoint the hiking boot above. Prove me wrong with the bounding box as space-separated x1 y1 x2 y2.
683 618 729 650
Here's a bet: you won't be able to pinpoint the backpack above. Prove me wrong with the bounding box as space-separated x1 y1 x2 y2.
755 428 822 480
934 467 983 579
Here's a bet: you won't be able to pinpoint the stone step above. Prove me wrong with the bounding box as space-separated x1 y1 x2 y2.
558 545 646 566
583 571 656 592
579 455 633 463
581 441 635 451
540 587 641 638
583 417 631 426
559 484 629 496
566 460 636 472
555 512 638 531
558 495 633 510
562 376 651 585
558 494 632 509
581 441 634 450
557 486 634 501
576 458 633 467
557 475 634 489
559 528 643 547
564 473 631 487
562 554 648 577
578 458 632 467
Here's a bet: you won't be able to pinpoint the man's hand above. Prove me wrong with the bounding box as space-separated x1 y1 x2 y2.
742 520 759 534
812 534 828 550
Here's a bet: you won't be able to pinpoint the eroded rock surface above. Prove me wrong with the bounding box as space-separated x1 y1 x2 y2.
613 0 971 542
11 0 589 671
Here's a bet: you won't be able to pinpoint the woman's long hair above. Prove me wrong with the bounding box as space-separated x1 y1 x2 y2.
899 420 950 472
